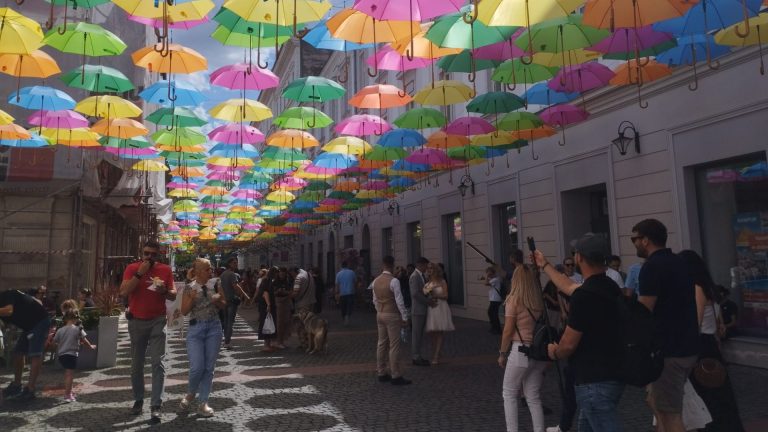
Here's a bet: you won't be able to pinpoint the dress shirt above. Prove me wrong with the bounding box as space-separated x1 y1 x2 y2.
371 271 408 321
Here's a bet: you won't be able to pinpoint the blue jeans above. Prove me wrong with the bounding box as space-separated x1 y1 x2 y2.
220 302 238 344
187 318 222 402
574 381 625 432
340 294 355 318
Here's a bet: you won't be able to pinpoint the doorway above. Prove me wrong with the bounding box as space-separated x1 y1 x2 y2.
561 184 611 256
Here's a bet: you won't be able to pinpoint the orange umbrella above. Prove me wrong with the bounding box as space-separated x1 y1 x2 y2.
355 158 391 171
170 166 206 177
334 179 361 191
426 130 470 149
0 50 60 96
131 43 207 74
511 126 556 160
610 59 672 108
0 123 31 140
390 23 462 58
266 129 319 149
583 0 696 30
91 117 148 138
349 84 412 109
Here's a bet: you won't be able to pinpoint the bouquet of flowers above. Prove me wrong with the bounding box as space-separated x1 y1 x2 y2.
423 284 434 299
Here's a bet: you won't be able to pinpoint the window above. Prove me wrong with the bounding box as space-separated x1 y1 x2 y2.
80 220 96 290
442 213 464 306
308 242 314 267
407 221 422 264
300 244 305 268
344 235 354 249
382 227 393 258
0 146 10 181
494 202 519 266
695 153 768 337
317 240 323 273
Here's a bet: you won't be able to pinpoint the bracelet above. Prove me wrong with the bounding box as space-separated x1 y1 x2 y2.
498 350 508 356
134 273 144 279
541 262 551 271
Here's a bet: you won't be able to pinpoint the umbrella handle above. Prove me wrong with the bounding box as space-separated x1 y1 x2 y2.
506 152 510 168
167 80 177 102
505 82 516 92
462 0 478 24
530 139 539 160
367 62 379 77
557 128 566 146
337 57 349 83
734 1 751 38
45 0 55 29
307 109 317 128
637 85 649 109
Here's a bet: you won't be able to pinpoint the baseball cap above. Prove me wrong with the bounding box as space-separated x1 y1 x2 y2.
574 233 610 264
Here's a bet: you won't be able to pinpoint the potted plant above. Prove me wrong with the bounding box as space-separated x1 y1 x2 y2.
77 282 122 369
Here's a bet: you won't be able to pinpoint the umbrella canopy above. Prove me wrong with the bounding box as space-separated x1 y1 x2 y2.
266 129 320 149
366 145 408 161
445 116 496 136
91 117 148 138
524 82 579 105
413 80 474 106
335 114 391 136
147 107 207 127
492 59 559 86
140 80 206 107
379 129 426 148
539 104 590 127
44 22 126 56
9 85 76 110
477 0 583 27
282 76 346 102
583 0 697 29
0 50 60 79
367 45 436 71
208 123 265 144
60 64 133 93
425 8 518 50
0 7 45 55
327 8 421 44
0 109 14 125
210 63 280 90
0 123 31 140
516 15 611 54
209 98 273 121
353 0 463 21
588 26 675 58
132 43 207 74
322 136 372 155
656 35 731 66
610 59 673 85
467 91 525 115
274 107 333 129
549 62 616 93
653 0 762 36
406 148 449 166
210 24 293 48
222 0 331 27
304 20 374 51
349 84 412 109
28 109 88 128
427 130 470 148
393 108 447 129
75 95 142 118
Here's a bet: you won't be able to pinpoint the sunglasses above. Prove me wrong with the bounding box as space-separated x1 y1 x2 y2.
630 236 644 243
564 263 574 267
143 251 158 257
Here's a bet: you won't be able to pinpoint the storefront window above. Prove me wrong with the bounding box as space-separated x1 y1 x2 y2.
443 213 464 306
695 154 768 337
407 222 422 264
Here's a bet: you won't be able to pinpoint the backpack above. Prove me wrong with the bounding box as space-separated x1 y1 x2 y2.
615 296 664 387
516 308 559 362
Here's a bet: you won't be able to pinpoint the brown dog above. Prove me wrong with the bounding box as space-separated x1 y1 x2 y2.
293 309 328 354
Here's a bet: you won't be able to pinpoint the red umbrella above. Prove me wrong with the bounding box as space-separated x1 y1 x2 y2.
539 104 590 146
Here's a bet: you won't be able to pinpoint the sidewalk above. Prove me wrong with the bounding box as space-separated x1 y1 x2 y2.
1 301 767 431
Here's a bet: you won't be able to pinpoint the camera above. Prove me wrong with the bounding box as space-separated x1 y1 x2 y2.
518 344 531 355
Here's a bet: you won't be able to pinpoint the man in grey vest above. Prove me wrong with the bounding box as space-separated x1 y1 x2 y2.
290 267 316 348
372 255 411 385
409 257 434 366
220 257 245 350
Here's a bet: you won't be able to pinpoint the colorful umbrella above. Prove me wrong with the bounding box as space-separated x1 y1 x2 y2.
0 7 45 55
147 107 207 128
140 80 206 107
282 76 346 102
91 117 148 138
492 60 558 91
539 104 590 145
379 129 426 148
60 64 133 93
75 95 142 118
0 109 14 125
322 136 372 155
0 50 60 97
27 109 88 129
210 63 280 90
549 62 616 93
9 85 75 110
524 82 579 106
466 91 525 116
715 13 768 74
44 22 126 59
304 20 373 51
209 98 273 121
413 80 474 105
266 129 320 149
335 114 391 136
583 0 697 30
393 108 447 129
427 130 470 149
656 35 731 90
132 43 207 74
445 117 496 136
274 107 333 129
349 84 412 109
609 59 673 106
208 123 265 144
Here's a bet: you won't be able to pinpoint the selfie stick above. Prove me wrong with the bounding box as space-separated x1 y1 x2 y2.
466 242 496 266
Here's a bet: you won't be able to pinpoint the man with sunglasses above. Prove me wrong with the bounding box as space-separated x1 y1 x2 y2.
562 258 583 284
120 240 176 422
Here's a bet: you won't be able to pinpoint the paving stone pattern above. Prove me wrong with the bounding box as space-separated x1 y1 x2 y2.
1 303 767 431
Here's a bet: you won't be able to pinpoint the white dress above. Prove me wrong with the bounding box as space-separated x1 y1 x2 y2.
425 282 455 332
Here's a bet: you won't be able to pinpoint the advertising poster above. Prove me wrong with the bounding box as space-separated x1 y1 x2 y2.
732 212 768 336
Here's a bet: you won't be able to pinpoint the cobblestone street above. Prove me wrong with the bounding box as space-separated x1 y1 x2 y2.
2 304 767 431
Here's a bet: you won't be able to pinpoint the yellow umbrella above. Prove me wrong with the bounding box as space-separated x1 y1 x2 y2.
41 127 99 143
132 159 169 172
76 95 142 118
475 0 583 27
91 118 148 138
223 0 331 27
55 138 102 148
471 131 519 146
114 0 215 20
168 188 199 198
209 98 273 122
170 166 205 177
208 156 255 167
199 186 228 195
532 50 602 67
0 8 45 55
266 129 319 149
322 136 372 155
132 43 207 74
0 50 60 77
265 190 295 202
156 144 207 152
328 8 420 44
0 123 31 140
0 108 14 125
391 23 462 58
715 13 768 75
413 80 474 106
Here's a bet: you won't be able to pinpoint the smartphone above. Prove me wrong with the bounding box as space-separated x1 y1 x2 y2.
526 237 537 252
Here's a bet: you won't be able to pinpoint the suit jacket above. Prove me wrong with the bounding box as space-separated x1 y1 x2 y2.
409 269 429 316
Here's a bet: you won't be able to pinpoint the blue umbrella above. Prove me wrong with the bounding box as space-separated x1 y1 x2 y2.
257 209 282 217
482 147 507 158
1 133 49 148
524 83 579 106
176 212 201 220
656 35 731 66
379 129 427 148
230 198 259 206
653 0 762 35
238 181 270 190
209 143 261 158
140 80 206 107
292 201 319 209
9 86 76 110
313 152 358 169
391 160 430 172
389 177 416 188
304 21 374 52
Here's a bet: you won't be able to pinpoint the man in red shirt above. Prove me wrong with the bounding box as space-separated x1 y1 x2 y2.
120 240 176 422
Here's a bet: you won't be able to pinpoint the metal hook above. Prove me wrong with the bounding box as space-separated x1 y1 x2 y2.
530 140 539 160
484 160 491 176
45 0 56 30
337 57 349 83
557 128 566 146
462 0 478 23
734 0 751 38
638 85 649 109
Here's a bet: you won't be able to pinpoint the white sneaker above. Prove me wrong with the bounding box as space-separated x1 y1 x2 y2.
198 402 214 417
546 426 563 432
179 396 191 411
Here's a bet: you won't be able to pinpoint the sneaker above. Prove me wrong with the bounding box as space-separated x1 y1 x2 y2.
150 405 162 422
546 427 564 432
64 392 77 403
2 382 22 399
390 376 412 386
198 402 214 417
222 343 231 350
179 396 192 411
130 400 144 415
16 387 36 401
377 374 392 383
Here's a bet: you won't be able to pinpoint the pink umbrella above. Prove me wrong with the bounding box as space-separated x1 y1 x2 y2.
445 116 495 136
104 147 158 156
210 63 280 90
206 163 251 172
335 114 391 136
206 171 241 181
27 110 89 129
353 0 463 21
128 15 209 30
539 104 590 146
474 29 526 61
178 219 199 227
406 148 450 166
201 203 228 209
588 26 673 56
320 198 347 206
304 164 346 176
232 189 264 199
208 123 265 144
366 46 435 71
274 177 308 189
549 62 615 94
361 180 389 190
166 181 199 189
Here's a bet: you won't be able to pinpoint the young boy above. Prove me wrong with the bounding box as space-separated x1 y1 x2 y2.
485 267 503 334
52 309 96 402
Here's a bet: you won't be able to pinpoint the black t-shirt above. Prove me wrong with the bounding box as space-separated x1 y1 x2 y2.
638 249 699 357
0 290 49 331
567 274 624 385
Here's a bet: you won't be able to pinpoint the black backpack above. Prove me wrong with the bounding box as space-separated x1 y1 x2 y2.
516 308 559 362
615 296 664 387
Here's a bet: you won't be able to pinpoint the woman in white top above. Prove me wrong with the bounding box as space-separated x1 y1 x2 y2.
424 262 454 364
497 265 547 432
679 250 744 432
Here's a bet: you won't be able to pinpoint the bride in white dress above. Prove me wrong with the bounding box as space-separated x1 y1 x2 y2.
424 262 455 364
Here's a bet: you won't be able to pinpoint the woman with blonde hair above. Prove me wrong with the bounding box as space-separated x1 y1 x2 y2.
497 265 547 432
424 262 454 364
179 258 226 417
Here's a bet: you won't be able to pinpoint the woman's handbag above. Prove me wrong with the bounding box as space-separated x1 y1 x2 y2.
262 312 276 335
693 357 727 388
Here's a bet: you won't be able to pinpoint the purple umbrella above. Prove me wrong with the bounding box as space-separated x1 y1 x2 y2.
335 114 391 136
474 28 526 61
27 110 89 129
166 181 199 189
353 0 463 21
588 26 674 56
366 45 435 94
208 123 265 144
539 104 590 146
232 189 264 199
548 62 615 94
445 116 495 136
210 63 280 91
406 148 450 166
128 15 209 30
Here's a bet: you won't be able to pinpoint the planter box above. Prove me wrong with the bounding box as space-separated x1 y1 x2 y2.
76 316 119 370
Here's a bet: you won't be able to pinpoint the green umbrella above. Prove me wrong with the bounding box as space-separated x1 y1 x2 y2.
282 76 346 103
305 180 332 191
447 145 486 160
159 151 207 160
467 91 525 115
366 145 407 161
425 8 518 50
168 158 206 167
328 191 354 200
43 22 126 56
241 170 273 183
211 25 291 49
497 112 543 131
213 8 295 37
492 60 558 90
274 106 333 130
393 107 446 129
147 107 207 128
516 15 610 54
152 127 207 146
261 146 306 161
438 50 500 73
492 139 529 151
60 64 134 93
44 0 112 39
99 136 151 148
